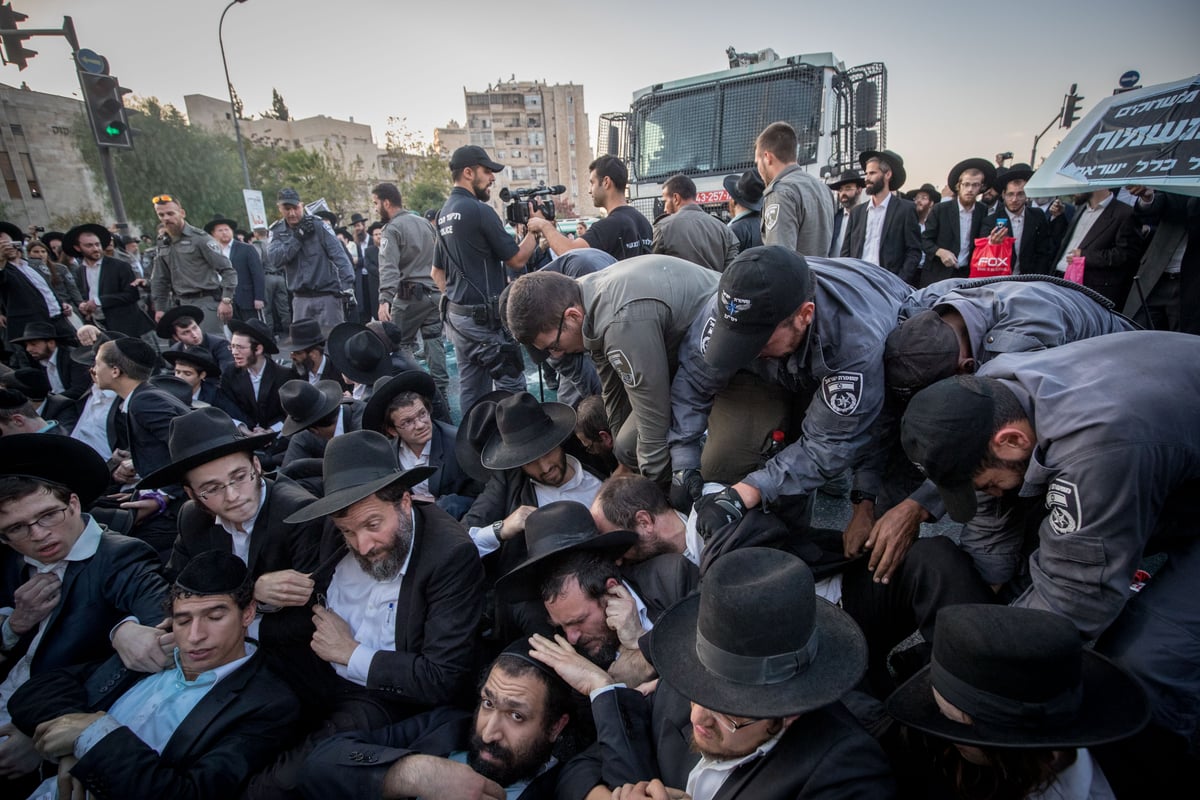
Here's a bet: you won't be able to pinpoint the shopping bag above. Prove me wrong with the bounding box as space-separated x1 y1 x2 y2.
969 237 1014 278
1064 256 1086 285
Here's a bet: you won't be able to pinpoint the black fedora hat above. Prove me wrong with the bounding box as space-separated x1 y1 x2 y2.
826 169 865 190
138 406 276 489
993 163 1034 193
41 230 65 247
155 304 206 340
162 345 219 378
70 330 126 367
0 433 110 508
280 379 347 436
947 157 997 192
315 209 339 226
203 214 239 235
481 393 576 472
906 183 941 204
454 390 513 483
288 319 326 351
62 223 113 259
363 370 437 435
283 430 435 523
722 169 765 211
887 604 1149 748
227 318 279 355
496 501 637 600
349 213 368 225
0 220 26 242
5 367 51 400
650 547 867 719
327 321 391 385
10 320 71 344
148 375 203 408
859 149 907 191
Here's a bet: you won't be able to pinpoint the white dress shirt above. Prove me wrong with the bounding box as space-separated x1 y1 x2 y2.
397 438 434 501
12 260 60 316
42 349 65 395
1056 194 1113 273
956 201 977 266
469 456 601 556
862 192 892 267
685 728 785 800
71 384 118 456
217 479 268 564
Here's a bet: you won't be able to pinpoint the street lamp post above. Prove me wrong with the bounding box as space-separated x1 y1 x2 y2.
219 0 251 189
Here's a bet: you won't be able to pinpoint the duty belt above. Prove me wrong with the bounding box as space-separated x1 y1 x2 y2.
178 289 218 300
446 301 488 316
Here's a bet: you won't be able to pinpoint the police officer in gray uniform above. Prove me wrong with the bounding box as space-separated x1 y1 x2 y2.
503 254 719 483
901 331 1200 778
848 274 1142 584
669 248 910 537
754 122 834 257
372 182 448 403
651 174 740 271
266 188 355 330
150 194 238 337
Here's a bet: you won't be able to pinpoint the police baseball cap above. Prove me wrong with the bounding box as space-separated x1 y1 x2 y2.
449 145 504 172
884 310 961 396
900 376 998 523
277 188 301 206
704 246 812 371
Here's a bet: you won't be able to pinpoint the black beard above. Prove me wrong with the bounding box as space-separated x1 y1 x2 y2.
474 185 491 202
379 207 391 223
353 513 413 580
467 727 556 788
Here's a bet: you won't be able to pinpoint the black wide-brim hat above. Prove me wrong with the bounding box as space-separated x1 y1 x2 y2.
480 393 576 472
947 158 998 192
496 500 637 601
327 321 390 385
288 318 327 351
650 547 867 719
887 605 1150 748
156 305 206 340
859 150 907 191
138 406 277 489
907 183 941 204
0 220 27 242
227 319 279 355
71 330 126 367
10 320 72 344
993 163 1035 193
454 390 514 483
827 169 866 190
283 430 436 523
62 223 113 260
280 379 347 437
162 346 219 377
722 170 765 211
363 370 437 435
203 215 239 235
0 433 109 508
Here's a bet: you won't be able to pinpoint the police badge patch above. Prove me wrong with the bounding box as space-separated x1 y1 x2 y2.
1046 480 1082 534
700 317 716 355
763 203 780 231
607 349 637 387
206 240 222 253
821 372 863 416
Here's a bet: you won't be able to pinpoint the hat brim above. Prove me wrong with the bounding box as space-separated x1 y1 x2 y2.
703 321 770 373
495 529 639 601
227 320 279 354
722 174 763 212
362 370 437 434
283 466 437 523
162 349 219 377
70 332 127 367
949 158 997 191
62 224 113 260
10 327 72 344
137 431 278 490
650 593 868 719
994 167 1034 193
155 305 206 339
886 650 1150 748
327 322 390 386
0 221 26 242
281 384 347 437
0 434 110 508
454 390 514 483
203 217 238 235
858 151 907 192
934 481 979 524
480 402 576 471
288 335 327 352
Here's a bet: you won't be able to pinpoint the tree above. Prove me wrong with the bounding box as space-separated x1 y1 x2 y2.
248 141 361 219
229 85 245 119
265 88 289 121
385 118 451 212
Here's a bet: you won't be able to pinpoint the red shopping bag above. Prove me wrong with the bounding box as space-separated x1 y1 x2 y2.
969 237 1014 278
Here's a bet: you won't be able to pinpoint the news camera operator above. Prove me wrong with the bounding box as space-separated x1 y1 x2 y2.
432 146 539 412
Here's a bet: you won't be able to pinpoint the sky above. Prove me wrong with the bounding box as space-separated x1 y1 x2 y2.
9 0 1200 189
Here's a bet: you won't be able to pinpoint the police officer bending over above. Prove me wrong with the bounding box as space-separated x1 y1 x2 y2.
432 146 538 413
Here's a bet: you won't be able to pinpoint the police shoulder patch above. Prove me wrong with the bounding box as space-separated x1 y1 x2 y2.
1046 479 1082 535
607 349 637 387
699 317 716 356
206 240 221 253
763 203 780 231
821 372 863 416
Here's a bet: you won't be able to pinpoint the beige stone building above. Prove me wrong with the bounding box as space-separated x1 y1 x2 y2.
433 120 468 158
463 79 596 217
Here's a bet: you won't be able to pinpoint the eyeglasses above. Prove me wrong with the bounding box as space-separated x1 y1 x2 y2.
1 506 69 542
151 194 176 205
392 407 430 432
229 342 253 351
958 181 984 190
710 709 764 735
193 469 260 502
546 309 568 354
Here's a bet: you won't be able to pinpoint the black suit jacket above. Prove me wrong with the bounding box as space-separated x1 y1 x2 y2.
283 401 366 466
0 260 58 338
980 206 1056 276
9 646 300 800
112 382 192 479
229 240 266 310
1053 197 1143 306
425 420 481 505
74 256 154 337
47 346 93 400
39 391 82 433
218 358 293 429
168 331 235 384
300 706 561 800
0 528 168 681
840 195 923 285
919 199 989 286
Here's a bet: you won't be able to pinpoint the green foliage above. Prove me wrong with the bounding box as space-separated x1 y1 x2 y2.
248 141 363 218
266 88 290 121
400 146 451 213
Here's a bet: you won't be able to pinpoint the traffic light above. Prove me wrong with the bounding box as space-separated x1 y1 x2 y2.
0 3 36 70
80 70 132 149
1062 84 1084 129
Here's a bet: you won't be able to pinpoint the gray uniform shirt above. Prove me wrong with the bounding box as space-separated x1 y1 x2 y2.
149 223 237 309
378 212 437 305
579 255 720 481
669 257 910 503
760 163 835 258
962 331 1200 639
651 204 740 272
266 216 355 295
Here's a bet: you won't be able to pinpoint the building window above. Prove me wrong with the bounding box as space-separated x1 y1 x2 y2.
496 150 507 159
9 124 23 136
19 153 39 198
0 152 20 199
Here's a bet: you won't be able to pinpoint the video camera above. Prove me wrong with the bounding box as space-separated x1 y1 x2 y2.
500 182 565 226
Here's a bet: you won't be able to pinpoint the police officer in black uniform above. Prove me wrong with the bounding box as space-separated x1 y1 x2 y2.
431 146 538 413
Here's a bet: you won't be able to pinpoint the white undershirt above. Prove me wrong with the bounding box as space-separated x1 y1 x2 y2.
862 192 891 266
398 438 434 501
13 260 60 316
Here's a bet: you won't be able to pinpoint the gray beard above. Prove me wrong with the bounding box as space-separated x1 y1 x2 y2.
353 514 413 580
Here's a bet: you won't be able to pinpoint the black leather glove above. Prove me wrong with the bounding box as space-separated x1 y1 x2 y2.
296 216 316 238
341 290 357 310
693 486 747 542
669 468 704 514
